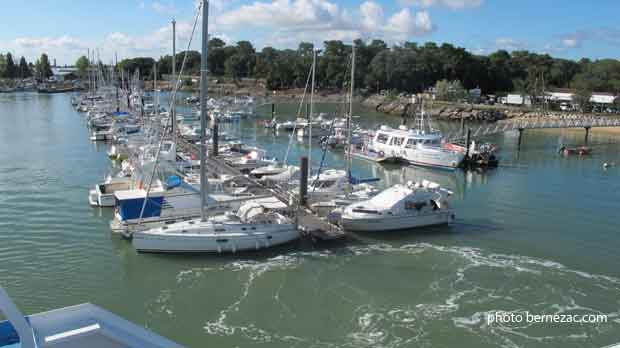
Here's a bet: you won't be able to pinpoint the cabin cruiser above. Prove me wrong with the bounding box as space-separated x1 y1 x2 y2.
225 149 276 172
0 286 183 348
340 180 455 232
369 125 464 170
132 201 299 253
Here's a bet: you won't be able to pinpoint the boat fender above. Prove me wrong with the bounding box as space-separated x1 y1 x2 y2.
379 151 385 158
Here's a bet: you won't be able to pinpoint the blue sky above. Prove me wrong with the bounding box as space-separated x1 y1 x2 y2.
1 0 619 65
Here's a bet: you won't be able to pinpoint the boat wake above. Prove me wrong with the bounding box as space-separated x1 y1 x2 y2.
166 244 620 347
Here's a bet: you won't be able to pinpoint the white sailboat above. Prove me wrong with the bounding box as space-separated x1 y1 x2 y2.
340 180 455 232
132 1 299 253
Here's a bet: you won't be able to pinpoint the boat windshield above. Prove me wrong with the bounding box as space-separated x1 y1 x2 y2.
376 133 390 144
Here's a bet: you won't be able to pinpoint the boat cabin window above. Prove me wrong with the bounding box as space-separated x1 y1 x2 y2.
405 139 417 148
314 180 337 189
390 137 404 146
376 133 390 144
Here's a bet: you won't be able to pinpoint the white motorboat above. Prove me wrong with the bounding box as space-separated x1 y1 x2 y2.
132 202 299 253
225 150 276 172
341 180 455 232
259 165 300 183
250 163 291 178
0 286 183 348
369 125 464 170
307 169 374 203
89 176 133 207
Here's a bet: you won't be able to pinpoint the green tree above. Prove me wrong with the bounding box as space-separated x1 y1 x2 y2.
4 53 17 78
75 56 89 78
0 54 6 78
18 56 31 78
36 53 53 79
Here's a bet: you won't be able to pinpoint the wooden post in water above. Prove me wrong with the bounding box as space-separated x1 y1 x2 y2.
460 116 465 135
465 128 471 159
584 126 591 144
271 103 276 119
212 121 219 157
517 128 524 151
299 156 309 207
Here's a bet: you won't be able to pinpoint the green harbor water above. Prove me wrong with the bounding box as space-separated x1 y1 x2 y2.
1 92 620 347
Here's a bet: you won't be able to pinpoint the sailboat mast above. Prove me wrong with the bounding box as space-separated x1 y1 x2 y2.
172 19 177 145
154 62 158 116
199 0 209 222
308 48 316 174
347 44 355 179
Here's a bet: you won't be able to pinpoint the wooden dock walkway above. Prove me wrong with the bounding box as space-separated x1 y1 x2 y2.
178 138 347 241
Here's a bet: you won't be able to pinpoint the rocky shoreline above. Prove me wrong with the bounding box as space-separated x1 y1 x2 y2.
360 94 581 123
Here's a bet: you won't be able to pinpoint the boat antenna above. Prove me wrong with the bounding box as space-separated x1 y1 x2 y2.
199 0 209 222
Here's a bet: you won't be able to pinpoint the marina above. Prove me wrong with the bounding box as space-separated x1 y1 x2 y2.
2 1 620 347
2 86 620 348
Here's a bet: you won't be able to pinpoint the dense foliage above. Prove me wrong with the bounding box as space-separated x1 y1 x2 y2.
3 39 620 98
0 53 32 78
142 39 620 96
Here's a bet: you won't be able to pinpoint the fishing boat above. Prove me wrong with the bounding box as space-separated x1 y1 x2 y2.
131 1 300 253
340 180 455 232
0 286 183 348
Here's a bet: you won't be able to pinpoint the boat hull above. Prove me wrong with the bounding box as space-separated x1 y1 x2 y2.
341 210 455 232
132 227 299 253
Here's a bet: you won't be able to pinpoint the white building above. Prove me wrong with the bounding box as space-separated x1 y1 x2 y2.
590 92 617 105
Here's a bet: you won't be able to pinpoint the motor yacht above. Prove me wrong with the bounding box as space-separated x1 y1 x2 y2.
341 180 455 232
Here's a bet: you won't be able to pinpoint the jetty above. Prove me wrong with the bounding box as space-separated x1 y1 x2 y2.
177 137 347 241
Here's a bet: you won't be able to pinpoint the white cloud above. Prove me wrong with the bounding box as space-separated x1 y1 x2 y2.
151 1 177 14
495 37 526 51
562 38 579 48
360 1 384 32
2 36 90 65
399 0 483 10
217 0 434 46
386 9 433 36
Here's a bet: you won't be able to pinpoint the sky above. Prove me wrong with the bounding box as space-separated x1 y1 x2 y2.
1 0 619 65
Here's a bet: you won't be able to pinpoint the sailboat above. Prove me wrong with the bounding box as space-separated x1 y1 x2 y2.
132 1 299 253
250 57 319 181
308 45 379 215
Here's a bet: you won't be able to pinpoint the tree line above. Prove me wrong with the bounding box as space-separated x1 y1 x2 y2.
114 39 620 97
0 53 55 79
